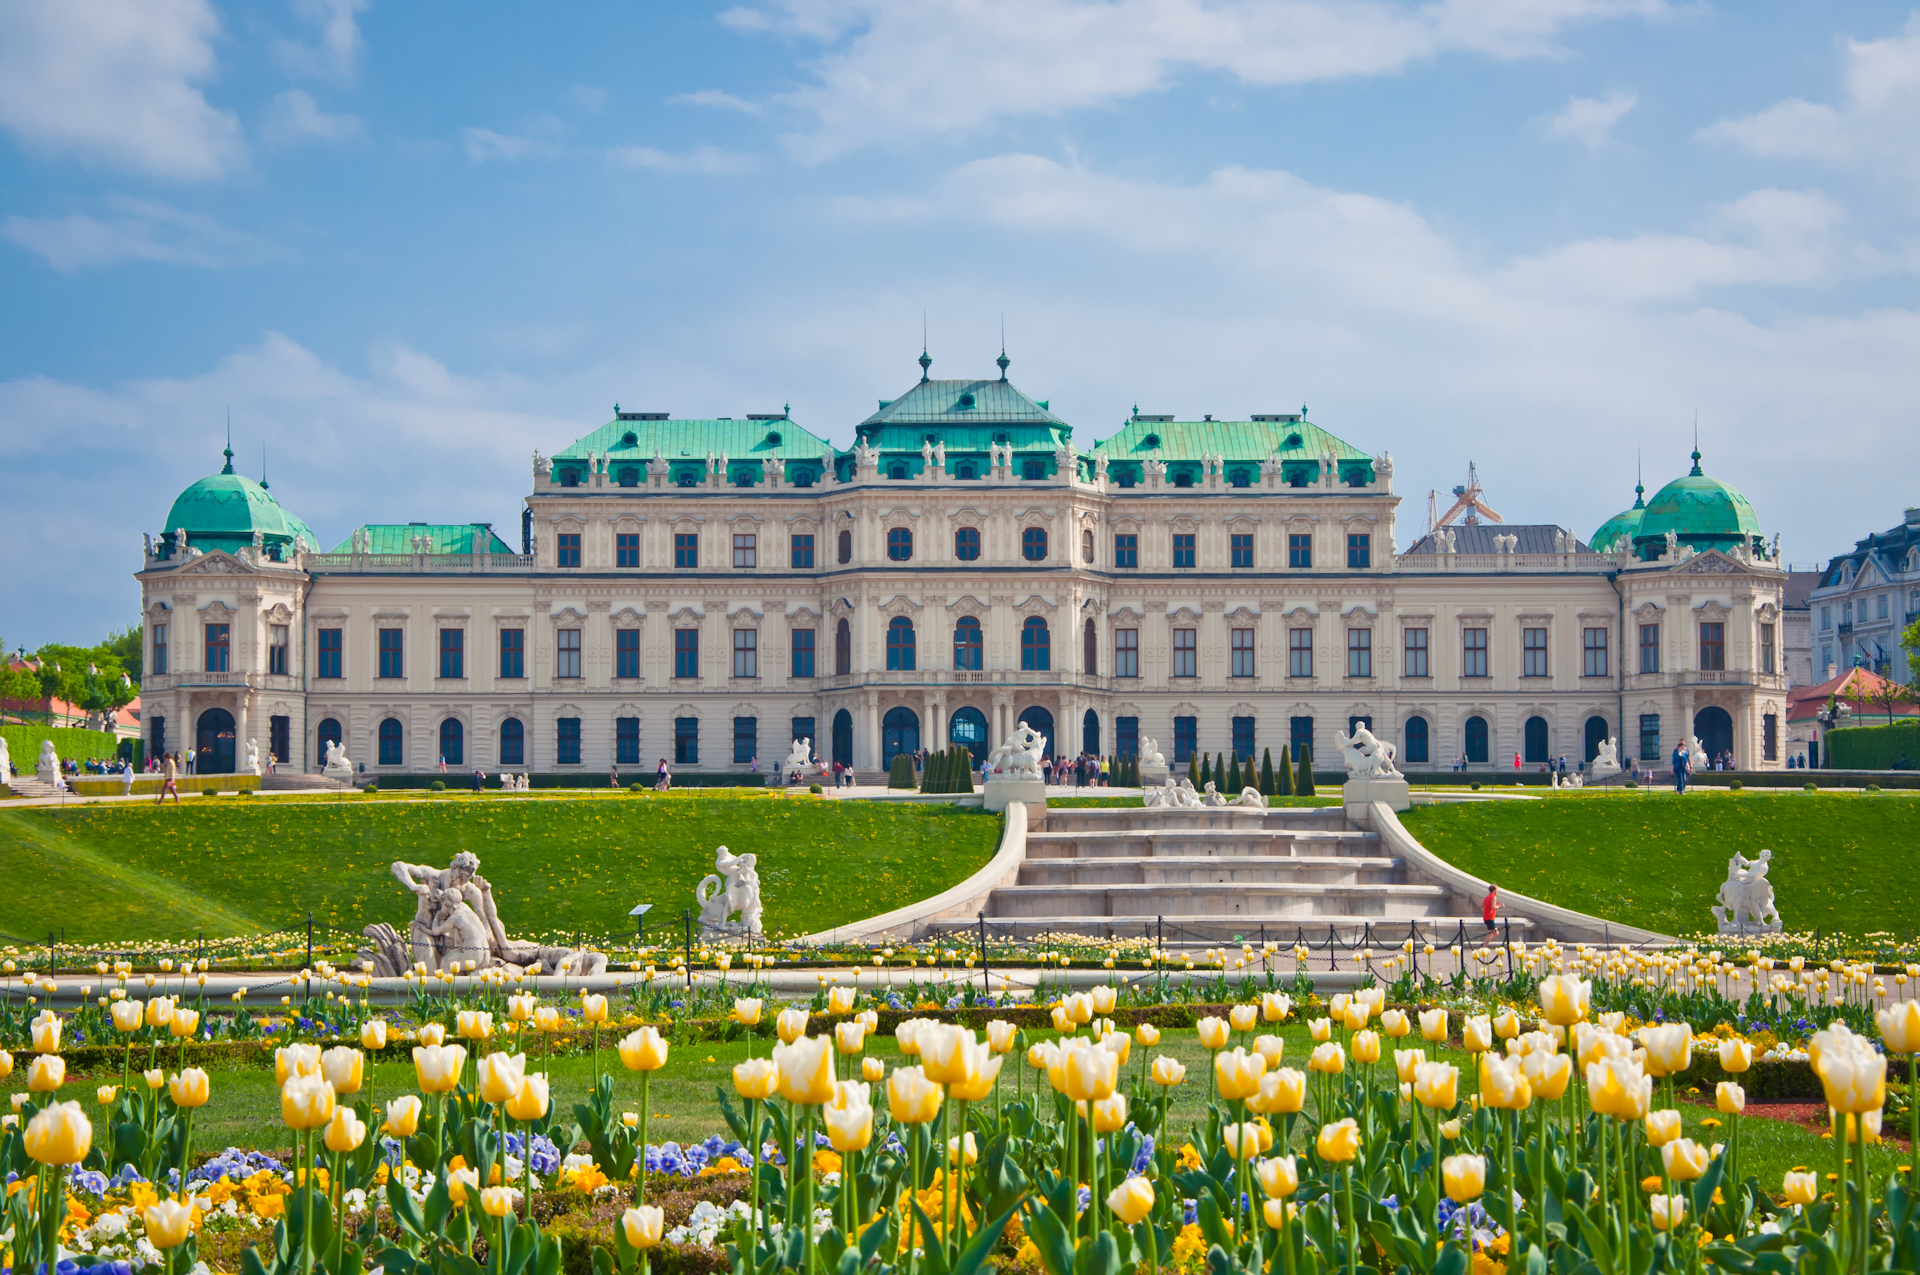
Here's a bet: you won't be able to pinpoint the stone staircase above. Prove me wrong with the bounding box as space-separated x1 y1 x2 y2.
975 804 1528 945
3 775 65 799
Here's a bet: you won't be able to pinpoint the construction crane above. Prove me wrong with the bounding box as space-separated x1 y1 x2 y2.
1427 461 1504 533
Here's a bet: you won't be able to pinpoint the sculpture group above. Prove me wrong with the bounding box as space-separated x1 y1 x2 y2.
695 845 763 935
322 740 355 781
1336 724 1400 778
356 852 608 976
1712 849 1782 934
1143 777 1266 809
984 721 1047 780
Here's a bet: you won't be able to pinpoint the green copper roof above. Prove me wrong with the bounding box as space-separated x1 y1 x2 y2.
1092 413 1373 484
330 524 515 555
1590 482 1647 554
857 372 1067 430
1632 449 1764 557
163 447 318 553
554 413 834 471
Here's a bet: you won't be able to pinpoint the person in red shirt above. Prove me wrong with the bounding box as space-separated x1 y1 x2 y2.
1478 885 1500 945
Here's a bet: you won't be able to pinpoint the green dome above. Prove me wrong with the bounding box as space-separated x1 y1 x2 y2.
162 447 318 559
1591 481 1647 554
1632 449 1763 560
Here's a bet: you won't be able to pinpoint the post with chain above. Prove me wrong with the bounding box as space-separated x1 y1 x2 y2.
977 913 989 996
305 911 314 1002
683 908 693 990
48 930 56 977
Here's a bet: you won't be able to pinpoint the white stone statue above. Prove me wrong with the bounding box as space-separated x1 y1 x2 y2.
244 738 260 775
1230 786 1268 808
1336 724 1400 778
0 733 11 779
37 740 59 784
1146 777 1204 809
359 851 607 976
985 721 1047 780
1202 780 1226 807
1664 529 1679 558
1687 735 1708 772
1711 849 1782 934
1139 736 1166 767
765 455 785 485
785 737 812 770
1591 737 1621 775
322 739 355 780
696 845 763 934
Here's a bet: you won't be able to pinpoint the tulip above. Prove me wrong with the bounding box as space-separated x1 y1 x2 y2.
776 1007 810 1044
1262 1199 1297 1229
480 1186 516 1219
1343 1003 1370 1032
1151 1056 1187 1088
1819 1039 1886 1115
1089 985 1117 1013
1650 1194 1686 1231
861 1056 885 1083
1307 1042 1345 1076
920 1024 977 1086
1442 1154 1486 1202
506 1073 550 1121
1479 1055 1532 1111
623 1204 665 1250
1394 1049 1426 1084
1538 974 1591 1026
1100 1030 1132 1064
1587 1056 1652 1120
1064 992 1094 1024
1439 1118 1462 1140
580 994 609 1025
1641 1023 1693 1078
1308 1018 1332 1043
27 1054 66 1092
1462 1016 1493 1053
1091 1092 1128 1133
30 1013 61 1053
1256 1155 1299 1198
384 1095 422 1137
774 1036 836 1105
145 997 175 1029
282 1072 336 1130
1380 1009 1411 1038
887 1065 944 1123
1351 1030 1381 1065
1222 1122 1263 1159
531 1008 559 1033
361 1019 389 1051
824 1098 873 1152
169 1008 201 1039
1108 1176 1155 1225
111 1000 144 1032
727 997 763 1028
417 1022 447 1046
824 1021 864 1057
144 1067 165 1090
1719 1038 1753 1073
1229 1004 1259 1033
413 1043 467 1094
97 1085 119 1105
1067 1043 1121 1102
1316 1117 1361 1162
1261 992 1292 1022
169 1068 211 1108
827 986 856 1015
24 1100 90 1164
144 1198 195 1248
1196 1016 1230 1050
1879 1001 1920 1054
1783 1171 1819 1206
324 1106 367 1154
447 1167 479 1208
618 1026 670 1071
275 1042 322 1086
1520 1051 1572 1101
321 1046 365 1096
1253 1034 1286 1068
507 995 535 1024
1420 1008 1449 1042
1662 1138 1709 1181
1256 1068 1307 1115
1492 1007 1521 1039
1215 1047 1266 1100
1716 1081 1746 1115
1330 993 1351 1018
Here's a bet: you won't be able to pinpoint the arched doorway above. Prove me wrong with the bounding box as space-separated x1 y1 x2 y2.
195 707 236 774
1524 716 1549 764
1403 715 1429 766
882 706 920 766
1464 715 1489 764
1584 716 1610 762
949 706 989 764
1017 706 1055 758
1082 709 1100 756
439 718 464 766
1694 705 1734 763
831 709 853 768
317 717 342 770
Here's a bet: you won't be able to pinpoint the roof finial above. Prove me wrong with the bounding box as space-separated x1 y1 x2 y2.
997 315 1009 380
260 442 269 490
918 310 931 382
1633 450 1644 507
1690 413 1702 476
222 409 234 474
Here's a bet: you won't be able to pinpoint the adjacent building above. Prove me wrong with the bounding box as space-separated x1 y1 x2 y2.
1806 507 1920 684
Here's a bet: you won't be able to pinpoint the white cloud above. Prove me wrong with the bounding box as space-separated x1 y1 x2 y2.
274 0 369 78
2 196 273 271
728 0 1670 161
0 0 244 181
461 127 560 162
670 89 764 115
1544 91 1636 149
569 85 609 113
607 144 759 175
1699 14 1920 176
264 89 364 144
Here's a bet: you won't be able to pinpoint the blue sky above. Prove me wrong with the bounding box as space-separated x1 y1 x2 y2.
4 0 1919 648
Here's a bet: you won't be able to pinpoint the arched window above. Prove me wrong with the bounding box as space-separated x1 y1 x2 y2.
886 616 916 670
499 717 525 765
439 718 464 766
1023 460 1045 480
1081 529 1094 563
890 463 908 480
887 527 913 561
837 530 852 564
1403 716 1429 765
1230 469 1250 488
956 463 976 480
378 717 403 767
948 706 988 763
882 706 920 765
953 616 983 670
1464 716 1489 765
1082 709 1100 755
1083 619 1097 674
955 527 981 561
835 618 852 675
1021 617 1051 670
1172 471 1193 488
1584 716 1610 762
831 709 853 766
1022 526 1048 562
1524 716 1549 764
317 717 342 766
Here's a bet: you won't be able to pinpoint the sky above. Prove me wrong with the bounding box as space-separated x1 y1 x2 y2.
3 0 1919 649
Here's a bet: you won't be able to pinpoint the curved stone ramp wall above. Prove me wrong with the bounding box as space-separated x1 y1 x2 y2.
796 801 1029 945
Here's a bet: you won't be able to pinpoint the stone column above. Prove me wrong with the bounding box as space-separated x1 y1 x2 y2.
863 692 880 772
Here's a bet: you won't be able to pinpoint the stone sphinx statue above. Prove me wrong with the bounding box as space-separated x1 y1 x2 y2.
0 733 11 780
1711 849 1782 934
1591 737 1621 775
784 737 812 770
356 851 608 976
696 845 763 935
1138 736 1166 768
37 740 59 784
322 739 355 780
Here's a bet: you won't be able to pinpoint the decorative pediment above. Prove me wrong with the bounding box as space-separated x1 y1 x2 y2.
1169 700 1201 719
612 606 644 625
198 598 236 619
1756 602 1779 623
548 514 585 531
1632 601 1664 621
669 606 703 626
1344 604 1378 621
728 606 764 626
786 605 820 623
178 552 250 576
1284 606 1317 624
264 602 296 624
1677 551 1748 576
1167 515 1200 533
550 606 588 625
877 595 918 619
1013 594 1055 617
1110 605 1143 624
1695 600 1730 620
146 599 172 618
828 597 856 618
671 702 702 719
1168 605 1203 624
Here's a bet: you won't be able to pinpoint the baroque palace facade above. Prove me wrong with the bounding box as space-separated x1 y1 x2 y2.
135 357 1792 778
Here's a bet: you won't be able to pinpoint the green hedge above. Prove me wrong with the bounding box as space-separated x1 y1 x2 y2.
1 722 130 775
1827 719 1920 770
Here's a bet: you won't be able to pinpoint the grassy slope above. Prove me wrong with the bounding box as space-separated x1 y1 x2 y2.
1400 792 1920 937
0 794 1000 944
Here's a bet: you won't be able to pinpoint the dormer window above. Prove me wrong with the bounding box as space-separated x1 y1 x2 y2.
734 471 755 487
676 471 698 488
993 432 1009 445
957 393 975 409
791 468 814 488
956 463 976 479
621 431 638 446
1285 432 1302 448
559 469 581 488
1172 471 1193 488
1023 460 1045 480
1141 433 1160 449
1115 471 1135 489
891 463 909 480
1345 467 1367 488
766 431 782 445
1230 469 1250 488
617 467 639 488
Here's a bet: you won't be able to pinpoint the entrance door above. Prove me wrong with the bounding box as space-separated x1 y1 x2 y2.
1017 707 1055 758
1524 716 1549 764
882 707 920 766
1082 709 1100 756
1584 716 1610 762
1694 706 1734 763
948 706 989 764
831 709 853 768
195 707 237 774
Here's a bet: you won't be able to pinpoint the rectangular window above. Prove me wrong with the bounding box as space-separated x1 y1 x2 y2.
1880 594 1890 619
439 628 464 679
1290 716 1314 761
1231 716 1255 760
790 535 814 569
1638 713 1661 763
1820 606 1831 631
1173 716 1197 763
1113 533 1138 569
556 717 581 765
1346 533 1371 569
557 628 582 679
616 628 641 679
1115 628 1139 678
317 628 341 678
674 629 699 679
1172 533 1196 569
733 534 757 569
1288 533 1312 569
1699 622 1725 671
791 628 816 678
673 533 698 569
557 533 581 568
204 623 230 673
733 716 757 764
1760 624 1776 674
1583 627 1608 678
616 533 640 568
1230 534 1253 569
1639 623 1660 674
1289 628 1313 679
1348 629 1372 678
1116 715 1139 761
674 717 698 765
151 716 166 760
1403 627 1428 678
1763 712 1779 761
269 624 289 676
617 717 640 765
1522 627 1548 678
1231 628 1255 678
499 629 524 679
152 624 169 676
733 629 758 678
377 628 403 679
1462 628 1488 678
1172 627 1197 677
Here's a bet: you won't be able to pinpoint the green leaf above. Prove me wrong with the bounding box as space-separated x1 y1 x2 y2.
1026 1202 1077 1275
1073 1231 1122 1275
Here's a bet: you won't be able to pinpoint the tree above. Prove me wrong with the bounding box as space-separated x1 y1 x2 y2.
105 625 143 682
1296 744 1317 797
1906 614 1920 686
1260 747 1275 796
1187 751 1198 786
1858 675 1917 726
1227 755 1242 791
1199 753 1212 786
1277 748 1294 797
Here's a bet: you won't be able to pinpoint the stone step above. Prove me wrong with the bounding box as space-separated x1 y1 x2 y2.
4 776 61 799
1016 854 1405 888
963 914 1534 943
1025 829 1381 859
1040 808 1346 834
987 880 1452 921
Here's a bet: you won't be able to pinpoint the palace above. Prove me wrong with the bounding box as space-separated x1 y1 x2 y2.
134 355 1791 779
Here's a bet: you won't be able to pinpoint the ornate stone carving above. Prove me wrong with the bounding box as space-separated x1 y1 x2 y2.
1336 723 1400 777
360 852 608 976
1711 850 1782 934
696 845 763 935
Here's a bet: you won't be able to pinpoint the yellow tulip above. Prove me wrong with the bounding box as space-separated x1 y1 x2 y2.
1439 1118 1462 1140
1442 1154 1486 1202
1782 1171 1819 1206
1520 1051 1572 1101
1197 1017 1230 1050
169 1008 201 1039
1650 1194 1686 1231
1538 974 1591 1026
417 1022 447 1046
732 998 763 1026
506 1073 550 1121
1089 985 1118 1014
143 1067 165 1090
144 1198 195 1249
1478 1055 1532 1111
27 1055 66 1092
480 1186 517 1219
282 1072 336 1130
1308 1018 1332 1043
30 1013 61 1054
1420 1009 1449 1042
275 1043 322 1086
412 1043 467 1094
827 986 857 1015
580 994 609 1025
1222 1122 1263 1160
324 1106 367 1154
531 1008 559 1033
862 1057 885 1083
1100 1030 1132 1066
776 1007 810 1044
1662 1138 1709 1181
1316 1118 1361 1163
1256 1155 1299 1198
1108 1176 1155 1225
1215 1047 1266 1100
1380 1009 1411 1038
384 1095 422 1137
1067 1043 1121 1102
831 1021 867 1056
145 997 175 1029
1394 1049 1426 1084
1461 1016 1493 1054
1229 1004 1259 1034
1716 1081 1746 1115
1262 1199 1298 1229
1252 1035 1285 1068
1492 1008 1521 1039
1307 1042 1345 1076
507 995 536 1024
24 1100 91 1165
1818 1039 1886 1115
920 1024 977 1087
1640 1023 1693 1078
1255 1067 1307 1115
111 1000 144 1033
361 1019 389 1051
1879 1001 1920 1055
1261 992 1292 1022
618 1026 670 1072
984 1019 1018 1054
774 1036 836 1105
887 1065 944 1123
1351 1031 1381 1065
623 1204 665 1250
321 1046 365 1096
1342 1004 1370 1032
97 1085 119 1105
1587 1056 1651 1120
1718 1038 1753 1074
446 1167 479 1209
1151 1056 1187 1088
169 1068 211 1109
1065 992 1094 1024
731 1056 781 1101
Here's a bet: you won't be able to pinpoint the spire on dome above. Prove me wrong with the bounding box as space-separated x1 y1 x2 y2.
260 443 269 490
918 347 931 383
221 411 234 475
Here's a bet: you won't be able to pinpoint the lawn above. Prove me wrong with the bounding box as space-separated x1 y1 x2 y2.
1400 791 1920 937
0 794 1001 945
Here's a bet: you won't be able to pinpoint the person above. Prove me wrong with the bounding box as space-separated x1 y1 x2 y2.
184 746 195 775
1671 739 1690 794
1478 884 1501 945
610 763 620 788
472 766 485 792
157 752 179 805
655 757 671 792
1512 751 1521 770
438 754 448 773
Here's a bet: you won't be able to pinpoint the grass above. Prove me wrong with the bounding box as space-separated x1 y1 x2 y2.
1400 791 1920 937
0 794 1002 945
